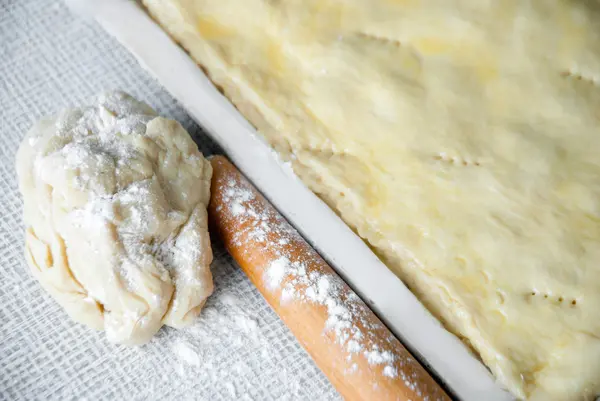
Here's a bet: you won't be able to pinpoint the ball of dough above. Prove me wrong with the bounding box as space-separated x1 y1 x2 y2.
16 91 214 345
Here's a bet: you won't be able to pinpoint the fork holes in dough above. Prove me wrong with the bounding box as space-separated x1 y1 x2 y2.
433 153 481 167
356 32 403 47
560 69 600 86
530 291 578 307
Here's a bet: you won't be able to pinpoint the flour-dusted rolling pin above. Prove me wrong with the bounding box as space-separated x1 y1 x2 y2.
208 156 449 401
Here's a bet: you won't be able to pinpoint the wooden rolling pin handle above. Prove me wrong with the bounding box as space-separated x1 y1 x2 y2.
208 155 449 401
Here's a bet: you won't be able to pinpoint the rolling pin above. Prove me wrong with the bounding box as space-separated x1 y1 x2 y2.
208 155 449 401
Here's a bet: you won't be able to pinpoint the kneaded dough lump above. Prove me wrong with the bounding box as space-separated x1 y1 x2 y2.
16 92 213 345
144 0 600 399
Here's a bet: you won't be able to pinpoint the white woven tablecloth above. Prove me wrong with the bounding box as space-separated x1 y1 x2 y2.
0 1 339 400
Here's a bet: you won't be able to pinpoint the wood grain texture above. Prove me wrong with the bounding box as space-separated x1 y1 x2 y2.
208 155 449 401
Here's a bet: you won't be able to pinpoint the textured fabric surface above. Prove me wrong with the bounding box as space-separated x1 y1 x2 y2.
0 1 339 400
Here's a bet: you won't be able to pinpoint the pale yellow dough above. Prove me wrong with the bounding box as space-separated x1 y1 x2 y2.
143 1 600 399
16 92 214 345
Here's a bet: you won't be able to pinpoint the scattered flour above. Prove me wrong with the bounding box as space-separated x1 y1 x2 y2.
383 365 398 379
216 172 419 385
225 382 237 398
265 257 288 290
166 280 321 400
168 284 300 398
234 314 259 333
172 341 201 367
263 254 404 379
208 165 448 400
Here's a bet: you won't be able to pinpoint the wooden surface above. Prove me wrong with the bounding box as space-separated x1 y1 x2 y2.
208 155 450 401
